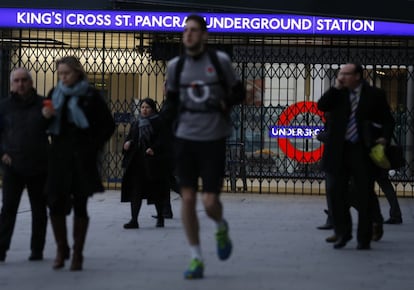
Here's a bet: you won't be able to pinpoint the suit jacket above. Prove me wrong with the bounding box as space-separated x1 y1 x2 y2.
317 81 395 174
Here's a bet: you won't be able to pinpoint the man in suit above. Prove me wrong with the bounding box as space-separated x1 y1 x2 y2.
317 63 394 250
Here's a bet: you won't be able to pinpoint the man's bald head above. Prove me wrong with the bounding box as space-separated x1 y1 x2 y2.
10 68 34 97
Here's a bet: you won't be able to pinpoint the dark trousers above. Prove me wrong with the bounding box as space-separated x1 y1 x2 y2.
349 181 384 224
0 169 47 254
161 191 173 216
327 175 383 228
375 167 402 219
324 172 335 225
331 142 375 244
129 193 163 222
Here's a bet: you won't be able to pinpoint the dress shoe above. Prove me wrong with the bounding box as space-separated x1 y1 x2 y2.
28 252 43 261
372 223 384 241
333 234 352 249
152 214 173 219
156 218 164 228
317 223 334 230
317 210 333 230
123 221 139 229
0 252 5 262
384 217 402 224
356 243 371 250
325 234 338 243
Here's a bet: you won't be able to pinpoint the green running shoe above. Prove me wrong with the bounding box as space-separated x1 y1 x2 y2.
183 258 204 279
216 220 232 260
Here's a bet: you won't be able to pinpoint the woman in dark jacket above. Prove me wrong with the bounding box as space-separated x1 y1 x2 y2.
121 98 170 229
42 56 115 271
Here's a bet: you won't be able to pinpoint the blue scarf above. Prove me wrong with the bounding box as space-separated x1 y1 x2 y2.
48 80 90 135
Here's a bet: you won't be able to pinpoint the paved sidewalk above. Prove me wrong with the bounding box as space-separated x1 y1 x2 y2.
0 190 413 290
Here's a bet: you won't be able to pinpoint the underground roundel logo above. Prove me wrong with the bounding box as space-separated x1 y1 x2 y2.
275 101 325 163
187 80 210 103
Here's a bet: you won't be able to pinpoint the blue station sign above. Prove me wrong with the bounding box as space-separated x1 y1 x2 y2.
1 8 414 36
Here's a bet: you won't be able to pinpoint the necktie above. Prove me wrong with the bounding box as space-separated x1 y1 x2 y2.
345 91 358 142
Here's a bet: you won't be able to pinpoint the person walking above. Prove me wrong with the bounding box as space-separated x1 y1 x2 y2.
161 14 245 279
0 68 49 262
42 56 115 271
316 112 334 230
375 167 403 224
317 63 394 250
121 97 170 229
318 113 386 243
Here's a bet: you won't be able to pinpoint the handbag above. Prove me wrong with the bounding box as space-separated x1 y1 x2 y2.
385 135 405 169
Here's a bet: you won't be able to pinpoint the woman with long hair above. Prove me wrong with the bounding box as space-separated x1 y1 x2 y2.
121 97 170 229
42 56 115 271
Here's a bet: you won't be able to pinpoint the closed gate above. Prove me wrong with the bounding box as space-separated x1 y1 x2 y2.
1 29 413 195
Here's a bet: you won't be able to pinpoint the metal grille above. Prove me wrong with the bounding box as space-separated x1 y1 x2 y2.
1 29 414 196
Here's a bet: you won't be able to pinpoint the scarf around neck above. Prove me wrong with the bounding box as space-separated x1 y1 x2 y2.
48 80 90 135
137 113 159 148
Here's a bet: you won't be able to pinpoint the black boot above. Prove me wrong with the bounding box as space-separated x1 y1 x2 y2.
152 194 173 219
155 203 165 227
123 220 139 229
123 198 141 229
162 192 173 219
0 251 6 262
156 217 164 228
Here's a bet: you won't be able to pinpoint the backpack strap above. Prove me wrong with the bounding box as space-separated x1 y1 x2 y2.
207 48 227 91
174 54 186 90
209 48 246 107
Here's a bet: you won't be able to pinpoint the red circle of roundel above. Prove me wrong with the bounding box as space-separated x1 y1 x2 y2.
276 101 325 163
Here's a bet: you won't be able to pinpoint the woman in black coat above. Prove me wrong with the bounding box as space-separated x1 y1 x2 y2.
121 98 170 229
42 56 115 271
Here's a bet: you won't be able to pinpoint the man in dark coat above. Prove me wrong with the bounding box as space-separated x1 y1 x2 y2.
0 68 49 262
317 63 394 250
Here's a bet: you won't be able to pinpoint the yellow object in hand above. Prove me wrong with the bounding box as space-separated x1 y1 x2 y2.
369 144 391 169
